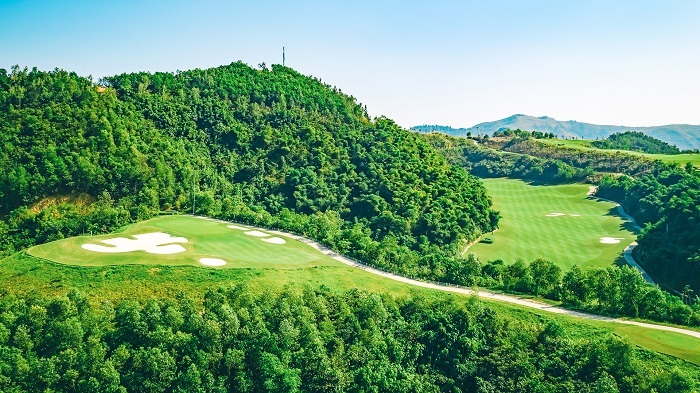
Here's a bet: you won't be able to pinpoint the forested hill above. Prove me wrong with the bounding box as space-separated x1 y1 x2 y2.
0 63 497 282
592 131 682 154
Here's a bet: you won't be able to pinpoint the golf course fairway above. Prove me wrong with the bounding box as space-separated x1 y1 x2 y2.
468 178 637 270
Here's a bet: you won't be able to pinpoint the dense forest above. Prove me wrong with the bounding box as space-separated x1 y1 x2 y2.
0 64 498 284
592 131 681 155
597 165 700 294
0 287 697 393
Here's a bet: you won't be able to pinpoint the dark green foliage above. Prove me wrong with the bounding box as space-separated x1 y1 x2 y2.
482 257 700 327
0 288 696 392
592 131 681 155
0 63 498 284
492 128 556 139
424 133 592 183
598 167 700 294
493 138 658 177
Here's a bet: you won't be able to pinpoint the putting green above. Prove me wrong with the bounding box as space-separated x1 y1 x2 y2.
468 178 636 270
28 215 339 269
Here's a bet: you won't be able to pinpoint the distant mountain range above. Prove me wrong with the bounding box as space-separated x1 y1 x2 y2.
411 114 700 151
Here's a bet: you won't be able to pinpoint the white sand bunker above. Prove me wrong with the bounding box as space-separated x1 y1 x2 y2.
82 232 188 254
261 237 286 245
199 258 227 266
245 230 270 237
600 237 624 244
570 214 581 217
227 225 250 230
545 212 566 217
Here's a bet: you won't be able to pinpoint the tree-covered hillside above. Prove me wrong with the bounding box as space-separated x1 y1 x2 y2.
592 131 682 154
0 63 497 283
0 287 697 393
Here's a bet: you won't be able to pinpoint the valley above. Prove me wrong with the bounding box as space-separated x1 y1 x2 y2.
467 178 636 270
1 63 699 391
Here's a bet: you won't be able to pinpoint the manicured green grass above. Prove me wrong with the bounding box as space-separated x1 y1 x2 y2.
613 325 700 366
540 138 700 167
4 214 699 366
468 178 636 270
28 215 337 269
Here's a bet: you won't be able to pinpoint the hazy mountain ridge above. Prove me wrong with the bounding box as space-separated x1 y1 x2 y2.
412 114 700 151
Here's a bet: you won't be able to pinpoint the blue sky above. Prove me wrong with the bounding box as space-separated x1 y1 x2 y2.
2 0 699 128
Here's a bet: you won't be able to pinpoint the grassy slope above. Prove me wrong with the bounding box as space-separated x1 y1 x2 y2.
540 138 700 167
3 215 699 367
468 178 636 270
28 216 336 269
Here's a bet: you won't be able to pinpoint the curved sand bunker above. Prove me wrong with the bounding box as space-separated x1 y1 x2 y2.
600 237 624 244
244 230 269 237
199 258 227 266
82 232 188 254
545 212 566 217
261 237 286 245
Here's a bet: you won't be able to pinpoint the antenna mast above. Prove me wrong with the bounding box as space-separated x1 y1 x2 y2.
283 46 286 66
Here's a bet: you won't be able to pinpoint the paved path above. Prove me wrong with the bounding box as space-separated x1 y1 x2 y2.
192 215 700 340
587 186 654 284
268 228 700 339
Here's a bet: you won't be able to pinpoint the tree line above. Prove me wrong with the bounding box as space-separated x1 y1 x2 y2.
592 131 683 155
598 164 700 294
0 287 696 392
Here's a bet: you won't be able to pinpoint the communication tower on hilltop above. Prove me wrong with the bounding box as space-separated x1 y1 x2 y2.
283 46 286 66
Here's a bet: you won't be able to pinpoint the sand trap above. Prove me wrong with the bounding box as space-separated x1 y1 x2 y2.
570 214 581 217
245 230 270 237
545 212 566 217
261 237 286 245
600 237 624 244
199 258 227 266
82 232 188 254
227 225 250 230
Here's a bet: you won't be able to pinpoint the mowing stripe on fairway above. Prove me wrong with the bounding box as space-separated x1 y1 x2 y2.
468 178 637 270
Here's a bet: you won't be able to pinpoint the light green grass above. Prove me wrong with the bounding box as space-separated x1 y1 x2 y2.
613 325 700 365
28 215 337 269
5 215 699 366
468 178 636 270
540 139 700 167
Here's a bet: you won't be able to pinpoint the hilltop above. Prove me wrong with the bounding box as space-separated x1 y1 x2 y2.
0 62 497 284
412 114 700 150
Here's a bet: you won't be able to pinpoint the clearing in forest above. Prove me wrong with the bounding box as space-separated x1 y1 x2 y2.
28 215 337 269
468 178 637 270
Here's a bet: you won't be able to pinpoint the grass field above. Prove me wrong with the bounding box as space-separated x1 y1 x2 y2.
612 325 700 365
539 138 700 167
4 214 699 366
468 178 636 270
28 215 337 269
